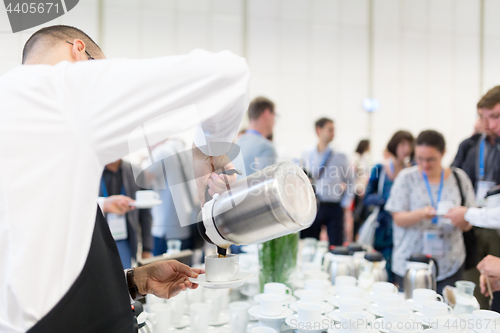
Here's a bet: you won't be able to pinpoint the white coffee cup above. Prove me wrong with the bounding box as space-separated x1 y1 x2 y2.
264 282 292 296
372 282 398 295
304 270 330 281
297 302 322 324
229 301 251 333
170 292 187 324
204 289 222 321
146 294 165 312
149 303 171 331
412 289 443 308
205 254 239 282
383 307 414 324
299 290 323 303
304 279 331 292
340 312 369 333
437 201 455 215
259 294 287 316
135 190 159 202
335 275 357 287
189 302 212 332
422 301 453 322
473 310 500 333
375 293 403 312
339 298 364 313
338 286 364 300
187 286 204 305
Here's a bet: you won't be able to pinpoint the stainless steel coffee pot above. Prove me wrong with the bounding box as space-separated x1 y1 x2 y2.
403 254 438 299
198 161 317 248
323 247 356 284
364 252 388 282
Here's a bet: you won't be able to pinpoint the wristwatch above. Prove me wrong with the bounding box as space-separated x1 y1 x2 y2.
126 268 145 301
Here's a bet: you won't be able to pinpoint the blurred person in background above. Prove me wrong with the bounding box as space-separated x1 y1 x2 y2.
234 97 277 176
451 104 500 309
301 118 355 245
145 139 199 256
351 139 370 236
385 130 475 294
99 159 153 269
363 131 414 282
232 97 277 253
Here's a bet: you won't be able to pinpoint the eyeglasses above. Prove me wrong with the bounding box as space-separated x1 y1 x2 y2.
66 41 95 60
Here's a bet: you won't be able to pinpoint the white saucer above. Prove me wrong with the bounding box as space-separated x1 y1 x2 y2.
327 309 376 323
248 305 294 320
327 295 369 309
413 312 431 326
374 318 419 333
294 289 329 301
209 312 230 326
290 301 334 313
285 314 331 332
327 285 337 295
406 299 423 312
129 200 163 208
188 272 255 289
173 315 190 329
254 293 297 304
368 303 385 317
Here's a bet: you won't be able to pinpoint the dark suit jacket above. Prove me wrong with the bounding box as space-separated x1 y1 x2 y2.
451 134 500 189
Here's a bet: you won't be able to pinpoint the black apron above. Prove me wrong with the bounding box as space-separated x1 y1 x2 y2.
28 207 136 333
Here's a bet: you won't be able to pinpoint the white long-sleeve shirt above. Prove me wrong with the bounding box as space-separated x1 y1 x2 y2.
465 206 500 228
0 49 249 332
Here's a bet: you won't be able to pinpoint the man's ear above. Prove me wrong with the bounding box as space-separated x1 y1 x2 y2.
70 38 87 61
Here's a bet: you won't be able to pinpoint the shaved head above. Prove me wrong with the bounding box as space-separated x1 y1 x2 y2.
22 25 104 64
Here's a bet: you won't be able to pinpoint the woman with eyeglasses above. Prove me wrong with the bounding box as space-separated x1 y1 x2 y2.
385 130 476 294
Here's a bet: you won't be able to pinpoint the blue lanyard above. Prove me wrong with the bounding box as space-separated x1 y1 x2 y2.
100 177 125 197
389 159 395 175
422 169 444 224
479 138 486 180
246 129 262 137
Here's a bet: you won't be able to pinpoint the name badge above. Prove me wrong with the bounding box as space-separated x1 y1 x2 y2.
423 229 444 258
476 181 496 207
107 213 128 241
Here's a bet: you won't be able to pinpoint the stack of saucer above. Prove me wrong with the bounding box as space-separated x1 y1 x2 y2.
254 282 297 304
328 286 368 308
285 302 330 333
248 294 294 332
290 290 334 313
328 298 375 323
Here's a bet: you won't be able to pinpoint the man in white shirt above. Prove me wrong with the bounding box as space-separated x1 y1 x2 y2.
0 25 249 332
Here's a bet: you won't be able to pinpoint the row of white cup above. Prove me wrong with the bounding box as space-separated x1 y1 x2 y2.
146 288 230 332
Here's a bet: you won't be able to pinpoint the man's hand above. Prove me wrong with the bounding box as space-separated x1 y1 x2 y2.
142 251 153 259
102 195 135 215
445 206 470 230
477 255 500 297
134 260 205 299
193 146 238 205
420 206 437 220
